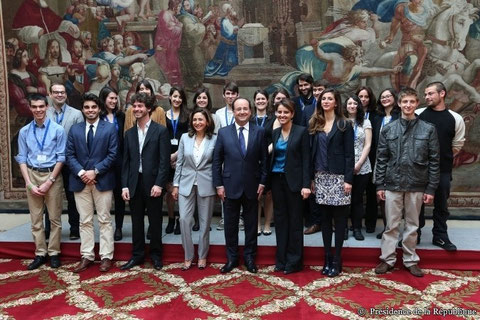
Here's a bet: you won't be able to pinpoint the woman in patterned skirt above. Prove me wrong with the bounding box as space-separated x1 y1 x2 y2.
309 88 354 277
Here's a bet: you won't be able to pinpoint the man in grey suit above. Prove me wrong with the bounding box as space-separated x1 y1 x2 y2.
46 82 84 239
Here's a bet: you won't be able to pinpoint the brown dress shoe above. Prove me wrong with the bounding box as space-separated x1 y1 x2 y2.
99 258 112 272
406 264 424 277
73 258 93 273
374 262 393 274
304 224 321 235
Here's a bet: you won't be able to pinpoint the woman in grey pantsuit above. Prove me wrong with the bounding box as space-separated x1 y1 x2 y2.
172 108 217 270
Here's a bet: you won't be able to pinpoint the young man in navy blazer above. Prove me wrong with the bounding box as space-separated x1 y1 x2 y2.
66 93 118 273
213 97 268 274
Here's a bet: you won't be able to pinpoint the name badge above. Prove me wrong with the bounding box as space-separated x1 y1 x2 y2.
37 154 47 162
170 139 178 146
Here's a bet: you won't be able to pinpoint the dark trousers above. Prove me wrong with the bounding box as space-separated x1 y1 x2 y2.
271 173 304 270
113 163 125 229
364 178 378 230
350 173 370 229
321 205 349 259
45 165 79 232
130 174 163 260
419 172 451 240
224 193 258 263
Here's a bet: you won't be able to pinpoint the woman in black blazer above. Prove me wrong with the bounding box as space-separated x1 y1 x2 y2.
99 86 125 241
368 88 401 238
270 98 311 274
309 88 354 277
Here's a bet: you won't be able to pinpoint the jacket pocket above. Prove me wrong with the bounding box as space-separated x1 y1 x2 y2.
410 134 429 165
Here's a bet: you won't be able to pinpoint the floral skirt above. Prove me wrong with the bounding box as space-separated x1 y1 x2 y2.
314 171 351 206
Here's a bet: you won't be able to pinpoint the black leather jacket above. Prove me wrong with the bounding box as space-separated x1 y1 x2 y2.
375 117 440 195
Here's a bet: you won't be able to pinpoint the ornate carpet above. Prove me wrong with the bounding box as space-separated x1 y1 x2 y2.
1 259 480 319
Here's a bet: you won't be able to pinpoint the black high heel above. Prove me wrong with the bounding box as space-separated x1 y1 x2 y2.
328 258 342 277
321 254 332 276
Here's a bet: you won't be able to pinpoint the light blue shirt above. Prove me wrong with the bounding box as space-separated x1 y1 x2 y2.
15 118 66 168
272 135 288 173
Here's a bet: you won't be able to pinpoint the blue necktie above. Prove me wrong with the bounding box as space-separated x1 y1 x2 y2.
87 124 94 152
239 127 246 157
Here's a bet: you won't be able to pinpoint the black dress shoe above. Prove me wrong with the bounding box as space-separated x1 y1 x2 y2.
284 266 301 275
353 229 365 241
245 261 258 273
344 228 349 240
174 218 181 235
220 261 239 273
274 266 284 272
152 259 163 270
192 221 200 231
366 226 375 233
27 256 46 270
114 228 123 241
70 230 80 240
120 258 144 270
321 255 332 276
50 255 61 268
327 260 342 277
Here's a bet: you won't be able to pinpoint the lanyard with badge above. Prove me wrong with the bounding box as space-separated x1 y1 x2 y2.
56 110 64 124
225 107 234 126
32 119 51 163
255 115 266 127
170 109 179 146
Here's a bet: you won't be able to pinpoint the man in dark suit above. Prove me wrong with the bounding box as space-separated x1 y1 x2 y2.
121 93 170 270
66 93 118 273
213 97 268 274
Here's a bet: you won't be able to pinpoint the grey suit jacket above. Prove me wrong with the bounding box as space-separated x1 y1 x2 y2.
173 133 216 197
47 104 83 135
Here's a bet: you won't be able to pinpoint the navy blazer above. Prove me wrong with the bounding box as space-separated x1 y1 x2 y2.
122 121 170 198
301 103 316 127
310 119 354 184
370 110 400 164
66 120 118 192
270 124 311 192
213 123 268 200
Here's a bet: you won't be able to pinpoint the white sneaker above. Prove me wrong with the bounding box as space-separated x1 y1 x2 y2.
217 218 224 230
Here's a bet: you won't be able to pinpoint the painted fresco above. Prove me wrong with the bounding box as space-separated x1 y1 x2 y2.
1 0 480 204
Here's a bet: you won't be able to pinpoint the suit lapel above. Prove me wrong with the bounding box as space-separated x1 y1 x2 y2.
142 122 155 152
198 136 211 167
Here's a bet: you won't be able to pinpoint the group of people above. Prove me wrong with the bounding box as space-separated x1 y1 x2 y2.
16 73 465 279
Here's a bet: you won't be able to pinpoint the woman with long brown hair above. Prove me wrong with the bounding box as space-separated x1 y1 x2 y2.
309 88 354 277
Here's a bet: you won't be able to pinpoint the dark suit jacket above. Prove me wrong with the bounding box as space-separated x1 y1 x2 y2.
66 120 118 192
293 95 315 126
270 124 311 192
213 123 268 200
370 110 400 164
310 119 355 184
122 121 170 198
300 103 316 127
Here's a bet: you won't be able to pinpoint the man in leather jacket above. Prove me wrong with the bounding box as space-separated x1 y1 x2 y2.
374 87 440 278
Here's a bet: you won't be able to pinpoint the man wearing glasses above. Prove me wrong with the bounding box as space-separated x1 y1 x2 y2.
46 82 83 240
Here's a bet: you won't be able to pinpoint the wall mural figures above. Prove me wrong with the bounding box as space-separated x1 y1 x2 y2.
0 0 479 206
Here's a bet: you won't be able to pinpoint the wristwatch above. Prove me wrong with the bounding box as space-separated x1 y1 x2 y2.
48 176 56 182
94 168 99 175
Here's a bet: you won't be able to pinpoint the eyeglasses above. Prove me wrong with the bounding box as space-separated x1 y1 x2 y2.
380 94 393 100
52 91 66 95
